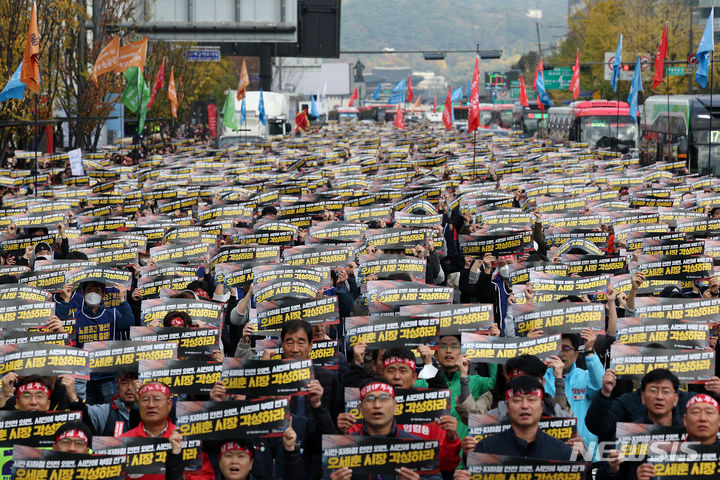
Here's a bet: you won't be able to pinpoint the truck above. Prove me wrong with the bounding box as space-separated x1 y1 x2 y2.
641 95 720 174
218 90 291 148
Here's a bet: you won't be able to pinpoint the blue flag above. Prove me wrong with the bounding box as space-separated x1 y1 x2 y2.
535 66 553 108
240 98 246 125
696 7 715 88
388 92 403 104
0 62 25 102
467 79 471 98
627 56 643 119
310 95 319 117
372 83 381 100
258 89 266 126
611 34 622 92
451 87 463 102
389 79 405 104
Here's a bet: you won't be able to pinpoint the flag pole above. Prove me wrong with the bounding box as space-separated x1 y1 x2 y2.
616 80 620 152
33 93 38 197
665 55 671 166
473 44 478 180
709 51 714 176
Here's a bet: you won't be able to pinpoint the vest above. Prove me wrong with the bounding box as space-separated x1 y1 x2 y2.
76 306 116 347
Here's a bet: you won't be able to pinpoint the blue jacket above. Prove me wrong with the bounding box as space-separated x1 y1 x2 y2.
474 426 573 461
543 352 604 449
53 291 84 320
585 388 697 443
75 300 134 347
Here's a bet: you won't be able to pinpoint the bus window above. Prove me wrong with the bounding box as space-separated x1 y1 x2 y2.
579 116 637 149
499 110 513 127
479 111 492 126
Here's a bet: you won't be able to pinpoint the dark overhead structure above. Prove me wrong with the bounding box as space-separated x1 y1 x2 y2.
102 0 341 90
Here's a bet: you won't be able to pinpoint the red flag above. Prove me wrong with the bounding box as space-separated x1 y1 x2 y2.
519 75 529 108
653 23 668 89
295 110 309 131
394 104 405 130
407 74 414 102
147 59 165 110
569 49 581 100
442 86 453 131
433 96 437 113
348 87 358 107
467 56 480 132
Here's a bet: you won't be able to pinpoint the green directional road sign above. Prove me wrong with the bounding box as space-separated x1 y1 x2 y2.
668 66 686 76
544 67 573 90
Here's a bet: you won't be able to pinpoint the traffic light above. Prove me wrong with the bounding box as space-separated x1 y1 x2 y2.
622 64 630 71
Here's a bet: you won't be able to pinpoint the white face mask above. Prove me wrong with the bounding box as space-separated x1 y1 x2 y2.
499 265 511 279
85 292 102 307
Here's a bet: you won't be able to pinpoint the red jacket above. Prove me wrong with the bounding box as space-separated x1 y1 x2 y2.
122 421 215 480
348 421 461 472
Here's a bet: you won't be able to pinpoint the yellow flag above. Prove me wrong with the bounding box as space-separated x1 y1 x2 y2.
168 67 178 119
91 36 120 84
236 59 250 101
20 2 40 94
116 37 148 73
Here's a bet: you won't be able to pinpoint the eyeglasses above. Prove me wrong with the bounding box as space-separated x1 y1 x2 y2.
438 344 461 351
57 438 87 448
561 346 575 352
362 393 393 403
645 386 674 397
140 395 169 405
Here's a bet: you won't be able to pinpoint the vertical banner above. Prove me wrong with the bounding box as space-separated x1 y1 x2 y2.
45 125 53 153
207 103 217 138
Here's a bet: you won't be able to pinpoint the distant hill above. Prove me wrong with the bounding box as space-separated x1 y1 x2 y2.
341 0 568 84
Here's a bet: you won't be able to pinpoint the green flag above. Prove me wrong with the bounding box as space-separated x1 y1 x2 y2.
122 67 151 133
137 75 151 134
121 67 142 113
222 92 238 131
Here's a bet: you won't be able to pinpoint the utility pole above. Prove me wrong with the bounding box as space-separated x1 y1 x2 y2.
536 22 542 59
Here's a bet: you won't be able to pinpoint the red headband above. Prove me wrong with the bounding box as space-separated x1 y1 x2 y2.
360 382 395 400
194 289 210 299
382 356 415 371
17 382 51 398
138 382 171 398
508 369 527 380
56 429 89 445
220 442 254 458
170 317 185 327
505 388 544 401
498 254 516 262
686 394 720 412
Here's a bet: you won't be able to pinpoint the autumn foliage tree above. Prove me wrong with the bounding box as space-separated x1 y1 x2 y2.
0 0 76 162
1 0 242 158
547 0 695 100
